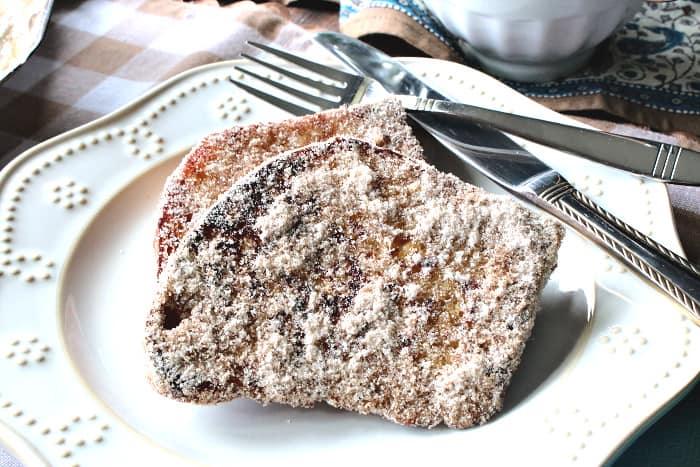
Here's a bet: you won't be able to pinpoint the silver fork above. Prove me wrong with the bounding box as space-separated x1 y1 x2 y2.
233 42 532 160
232 42 368 116
230 41 700 324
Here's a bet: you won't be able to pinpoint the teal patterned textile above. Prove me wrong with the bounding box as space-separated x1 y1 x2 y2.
517 1 700 115
340 0 700 120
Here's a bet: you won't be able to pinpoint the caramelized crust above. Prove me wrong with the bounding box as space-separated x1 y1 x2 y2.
146 137 564 428
154 99 422 274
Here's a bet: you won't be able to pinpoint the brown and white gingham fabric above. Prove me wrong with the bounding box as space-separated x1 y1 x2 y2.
0 0 321 167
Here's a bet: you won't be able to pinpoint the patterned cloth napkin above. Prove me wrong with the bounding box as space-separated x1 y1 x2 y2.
339 0 700 137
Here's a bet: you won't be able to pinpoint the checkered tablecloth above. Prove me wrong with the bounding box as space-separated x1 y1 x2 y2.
0 0 322 167
0 1 698 466
0 448 19 467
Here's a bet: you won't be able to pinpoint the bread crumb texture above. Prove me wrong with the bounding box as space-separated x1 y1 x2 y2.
146 136 563 429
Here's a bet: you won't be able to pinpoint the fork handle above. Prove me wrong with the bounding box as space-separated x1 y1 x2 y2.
525 176 700 324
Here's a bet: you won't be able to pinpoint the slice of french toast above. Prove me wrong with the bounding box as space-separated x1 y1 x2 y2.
146 137 563 428
154 98 422 275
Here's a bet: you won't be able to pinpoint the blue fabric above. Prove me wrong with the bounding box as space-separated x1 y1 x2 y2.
340 0 700 117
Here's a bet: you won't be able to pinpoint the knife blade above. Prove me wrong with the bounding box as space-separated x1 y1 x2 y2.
316 32 700 185
315 31 700 324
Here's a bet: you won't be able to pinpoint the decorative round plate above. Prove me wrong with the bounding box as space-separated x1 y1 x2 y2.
0 58 697 467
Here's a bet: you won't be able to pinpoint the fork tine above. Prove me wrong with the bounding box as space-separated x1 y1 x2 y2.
247 41 356 83
233 65 338 110
241 53 344 97
229 77 313 116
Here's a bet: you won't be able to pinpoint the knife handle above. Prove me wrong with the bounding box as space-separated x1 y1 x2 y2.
407 97 700 186
532 181 700 324
633 141 700 185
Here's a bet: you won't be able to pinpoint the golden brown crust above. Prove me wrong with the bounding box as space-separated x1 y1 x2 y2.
146 137 564 429
154 99 423 274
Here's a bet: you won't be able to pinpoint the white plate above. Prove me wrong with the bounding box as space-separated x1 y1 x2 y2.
0 58 697 467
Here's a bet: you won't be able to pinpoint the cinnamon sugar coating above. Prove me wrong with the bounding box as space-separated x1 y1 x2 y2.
154 99 422 274
146 137 563 428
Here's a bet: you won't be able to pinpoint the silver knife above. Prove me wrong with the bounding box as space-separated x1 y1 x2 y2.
315 31 700 324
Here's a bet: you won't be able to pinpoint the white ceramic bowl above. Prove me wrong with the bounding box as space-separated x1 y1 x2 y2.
423 0 644 82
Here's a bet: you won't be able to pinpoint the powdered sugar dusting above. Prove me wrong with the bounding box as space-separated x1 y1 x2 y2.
146 137 564 429
153 98 423 274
